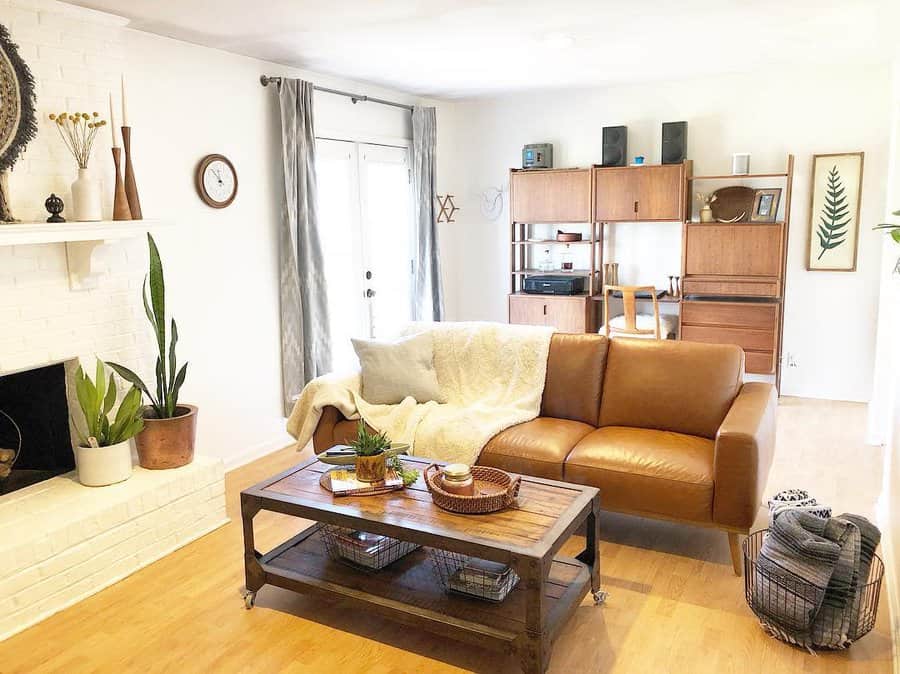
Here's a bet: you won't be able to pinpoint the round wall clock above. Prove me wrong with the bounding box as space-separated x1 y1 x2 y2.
195 154 237 208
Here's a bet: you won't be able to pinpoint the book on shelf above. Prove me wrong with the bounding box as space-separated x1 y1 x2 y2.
328 468 403 496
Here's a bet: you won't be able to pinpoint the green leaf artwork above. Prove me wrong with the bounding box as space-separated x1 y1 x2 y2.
816 165 851 260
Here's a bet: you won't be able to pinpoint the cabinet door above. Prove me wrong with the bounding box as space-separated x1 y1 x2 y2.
593 168 638 221
510 170 591 223
637 165 683 220
684 223 783 277
545 297 591 333
509 294 549 326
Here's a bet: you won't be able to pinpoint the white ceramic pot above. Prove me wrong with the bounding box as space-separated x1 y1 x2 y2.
74 439 134 487
71 167 102 221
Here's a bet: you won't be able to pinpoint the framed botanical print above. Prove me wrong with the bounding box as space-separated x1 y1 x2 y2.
807 152 864 271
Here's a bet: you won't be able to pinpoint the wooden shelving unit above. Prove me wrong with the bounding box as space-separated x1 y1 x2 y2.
681 154 794 387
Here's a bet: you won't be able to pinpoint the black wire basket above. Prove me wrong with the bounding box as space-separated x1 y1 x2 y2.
429 548 519 602
743 529 883 649
319 524 419 572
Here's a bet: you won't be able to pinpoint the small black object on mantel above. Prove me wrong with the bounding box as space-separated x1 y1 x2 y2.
44 193 65 223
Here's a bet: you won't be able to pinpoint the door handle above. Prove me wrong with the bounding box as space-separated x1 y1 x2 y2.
633 200 638 214
365 270 372 280
543 304 547 316
366 289 376 298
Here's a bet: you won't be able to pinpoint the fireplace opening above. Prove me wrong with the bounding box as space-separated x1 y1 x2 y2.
0 363 75 495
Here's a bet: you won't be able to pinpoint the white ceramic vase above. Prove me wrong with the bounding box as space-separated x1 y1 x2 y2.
71 167 102 221
700 205 714 223
74 439 134 487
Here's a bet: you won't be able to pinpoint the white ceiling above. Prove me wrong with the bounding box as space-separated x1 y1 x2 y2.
64 0 899 99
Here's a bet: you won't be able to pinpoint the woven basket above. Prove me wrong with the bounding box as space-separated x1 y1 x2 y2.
424 464 521 514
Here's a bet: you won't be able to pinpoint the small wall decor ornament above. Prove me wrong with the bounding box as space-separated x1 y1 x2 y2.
807 152 864 271
436 194 459 223
0 24 38 223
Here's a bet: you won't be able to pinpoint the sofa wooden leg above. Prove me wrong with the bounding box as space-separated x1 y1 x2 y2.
727 532 743 576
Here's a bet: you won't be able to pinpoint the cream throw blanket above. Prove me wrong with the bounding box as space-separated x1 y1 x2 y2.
286 322 554 465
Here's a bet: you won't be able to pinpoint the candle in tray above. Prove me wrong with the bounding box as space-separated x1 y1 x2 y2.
108 92 119 147
121 73 128 127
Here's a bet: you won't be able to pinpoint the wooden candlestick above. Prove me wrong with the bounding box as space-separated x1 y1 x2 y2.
111 147 131 221
121 126 142 220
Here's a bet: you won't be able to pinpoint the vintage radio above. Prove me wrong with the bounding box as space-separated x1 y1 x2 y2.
523 275 586 295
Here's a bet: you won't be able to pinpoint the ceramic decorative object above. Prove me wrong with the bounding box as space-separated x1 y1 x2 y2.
44 193 65 222
71 167 102 221
355 451 387 483
75 439 133 487
134 404 197 469
700 205 714 222
111 147 131 220
122 126 142 219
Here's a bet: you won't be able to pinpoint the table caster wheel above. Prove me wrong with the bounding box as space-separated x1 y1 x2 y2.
592 590 608 605
243 590 256 610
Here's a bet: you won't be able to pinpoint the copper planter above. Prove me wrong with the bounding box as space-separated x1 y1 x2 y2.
355 452 386 483
134 404 197 469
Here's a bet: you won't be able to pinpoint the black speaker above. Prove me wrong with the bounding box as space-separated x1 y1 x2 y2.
601 126 627 167
661 121 687 164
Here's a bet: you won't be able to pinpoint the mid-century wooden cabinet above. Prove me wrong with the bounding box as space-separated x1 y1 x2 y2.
510 168 592 223
680 300 779 374
594 164 685 222
508 293 594 333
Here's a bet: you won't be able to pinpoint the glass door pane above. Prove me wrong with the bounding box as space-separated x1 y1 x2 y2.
315 139 366 372
358 144 413 338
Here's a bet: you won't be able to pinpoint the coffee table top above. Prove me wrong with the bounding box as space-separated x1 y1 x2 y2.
243 455 598 561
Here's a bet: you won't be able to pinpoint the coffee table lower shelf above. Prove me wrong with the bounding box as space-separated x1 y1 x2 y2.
251 524 591 659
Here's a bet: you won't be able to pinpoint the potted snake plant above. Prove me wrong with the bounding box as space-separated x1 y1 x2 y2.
108 233 196 469
350 421 390 482
72 361 144 487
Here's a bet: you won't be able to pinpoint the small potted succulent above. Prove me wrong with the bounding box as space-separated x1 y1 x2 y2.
108 233 196 469
72 361 144 487
350 421 390 483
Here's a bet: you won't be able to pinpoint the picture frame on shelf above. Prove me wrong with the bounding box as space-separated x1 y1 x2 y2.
807 152 864 272
750 188 782 223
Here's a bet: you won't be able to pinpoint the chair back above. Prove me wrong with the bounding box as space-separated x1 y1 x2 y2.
603 285 662 339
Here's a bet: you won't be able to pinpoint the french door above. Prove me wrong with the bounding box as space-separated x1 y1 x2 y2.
316 138 414 371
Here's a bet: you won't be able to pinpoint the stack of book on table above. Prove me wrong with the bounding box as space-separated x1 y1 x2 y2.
328 468 403 496
448 558 519 602
323 527 419 570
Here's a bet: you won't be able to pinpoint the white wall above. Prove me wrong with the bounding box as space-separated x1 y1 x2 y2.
1 0 427 468
436 66 892 402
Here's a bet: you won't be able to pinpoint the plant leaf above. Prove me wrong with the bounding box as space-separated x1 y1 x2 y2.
171 363 187 410
106 361 159 412
168 318 178 397
103 372 117 414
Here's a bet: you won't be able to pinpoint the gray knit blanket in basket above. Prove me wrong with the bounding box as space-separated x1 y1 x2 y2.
751 510 880 649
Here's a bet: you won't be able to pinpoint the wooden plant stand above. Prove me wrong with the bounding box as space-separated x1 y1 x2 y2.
241 456 604 674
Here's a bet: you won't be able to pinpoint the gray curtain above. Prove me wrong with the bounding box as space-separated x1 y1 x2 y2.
276 78 331 416
411 106 444 321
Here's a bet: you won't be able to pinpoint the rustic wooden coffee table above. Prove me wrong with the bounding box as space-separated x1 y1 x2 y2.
241 455 603 674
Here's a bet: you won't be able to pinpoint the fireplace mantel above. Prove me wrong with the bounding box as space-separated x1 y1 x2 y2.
0 219 172 290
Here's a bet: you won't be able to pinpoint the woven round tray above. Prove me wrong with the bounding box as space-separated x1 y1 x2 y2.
424 464 521 514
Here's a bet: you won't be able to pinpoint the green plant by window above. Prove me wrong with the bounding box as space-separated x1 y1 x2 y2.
73 361 144 447
349 421 391 457
874 209 900 244
108 233 188 419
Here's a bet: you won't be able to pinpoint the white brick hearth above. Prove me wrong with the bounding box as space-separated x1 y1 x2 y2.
0 457 228 641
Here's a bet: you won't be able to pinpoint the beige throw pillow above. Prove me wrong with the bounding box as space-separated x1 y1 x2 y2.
351 332 445 405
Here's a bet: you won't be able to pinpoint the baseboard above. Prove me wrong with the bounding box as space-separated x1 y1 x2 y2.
225 435 295 472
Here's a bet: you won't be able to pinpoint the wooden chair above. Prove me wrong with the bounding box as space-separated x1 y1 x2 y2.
601 285 663 339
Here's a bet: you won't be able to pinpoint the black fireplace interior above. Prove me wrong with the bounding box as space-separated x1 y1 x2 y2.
0 363 75 494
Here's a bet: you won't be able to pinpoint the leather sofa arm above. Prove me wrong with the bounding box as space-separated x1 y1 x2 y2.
712 382 777 530
313 406 347 454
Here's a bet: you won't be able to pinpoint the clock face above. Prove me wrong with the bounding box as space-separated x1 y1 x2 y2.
197 155 237 208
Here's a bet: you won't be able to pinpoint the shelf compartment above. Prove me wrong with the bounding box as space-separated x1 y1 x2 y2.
514 269 596 277
514 239 596 245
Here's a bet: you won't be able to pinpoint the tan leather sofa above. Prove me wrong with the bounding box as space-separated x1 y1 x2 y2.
312 334 777 575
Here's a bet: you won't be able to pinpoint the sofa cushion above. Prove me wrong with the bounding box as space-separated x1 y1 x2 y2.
540 333 609 426
351 332 445 404
598 338 743 439
565 426 715 522
479 417 595 480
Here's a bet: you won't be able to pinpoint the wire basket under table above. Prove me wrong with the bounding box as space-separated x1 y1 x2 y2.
319 524 419 571
743 529 884 649
429 548 519 602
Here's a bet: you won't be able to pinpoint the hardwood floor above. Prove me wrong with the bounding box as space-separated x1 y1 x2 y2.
0 397 891 673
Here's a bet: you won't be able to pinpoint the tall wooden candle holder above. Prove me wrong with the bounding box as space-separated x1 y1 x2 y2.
121 126 142 220
111 147 131 220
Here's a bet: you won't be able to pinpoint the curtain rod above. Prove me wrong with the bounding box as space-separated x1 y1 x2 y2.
259 75 414 112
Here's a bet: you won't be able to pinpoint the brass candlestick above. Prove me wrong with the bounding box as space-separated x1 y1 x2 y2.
111 147 131 220
121 126 142 219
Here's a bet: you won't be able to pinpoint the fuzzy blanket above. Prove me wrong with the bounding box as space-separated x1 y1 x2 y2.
286 322 554 465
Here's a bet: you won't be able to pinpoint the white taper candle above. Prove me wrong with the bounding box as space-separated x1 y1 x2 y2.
121 74 129 127
109 92 119 147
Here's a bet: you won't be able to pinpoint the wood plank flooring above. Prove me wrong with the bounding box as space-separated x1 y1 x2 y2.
0 397 891 673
